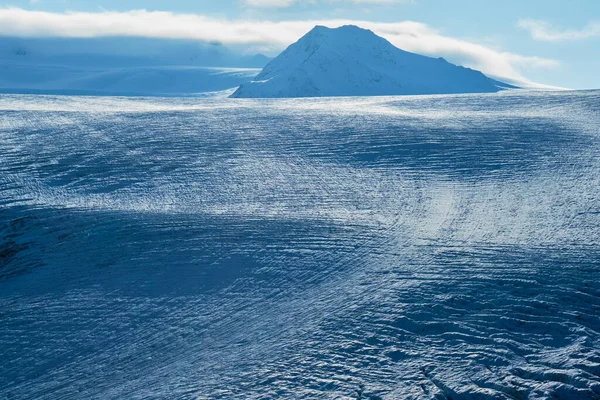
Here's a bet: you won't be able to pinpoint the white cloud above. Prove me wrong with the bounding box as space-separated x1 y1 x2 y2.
348 0 414 3
245 0 300 8
519 19 600 42
244 0 411 7
0 8 558 83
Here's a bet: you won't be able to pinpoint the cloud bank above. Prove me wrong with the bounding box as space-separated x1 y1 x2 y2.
519 19 600 42
0 8 558 83
245 0 300 8
244 0 411 7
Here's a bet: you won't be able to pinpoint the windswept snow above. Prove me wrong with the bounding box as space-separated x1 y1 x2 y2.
1 90 600 399
0 65 260 97
232 25 513 98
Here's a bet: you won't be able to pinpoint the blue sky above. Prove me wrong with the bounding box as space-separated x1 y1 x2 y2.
2 0 599 88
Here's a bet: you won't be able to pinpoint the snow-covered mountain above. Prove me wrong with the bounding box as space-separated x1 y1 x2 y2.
231 25 514 98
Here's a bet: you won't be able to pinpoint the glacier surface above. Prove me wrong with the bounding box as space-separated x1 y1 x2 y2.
1 90 600 399
0 65 260 97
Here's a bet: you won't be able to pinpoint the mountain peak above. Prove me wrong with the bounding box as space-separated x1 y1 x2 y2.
231 25 512 98
302 25 383 45
308 24 373 34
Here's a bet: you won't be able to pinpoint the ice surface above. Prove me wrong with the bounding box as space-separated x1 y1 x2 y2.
0 65 260 97
1 90 599 399
232 25 513 98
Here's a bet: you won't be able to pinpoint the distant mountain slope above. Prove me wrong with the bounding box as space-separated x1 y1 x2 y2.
0 37 268 96
231 25 515 98
0 37 270 68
